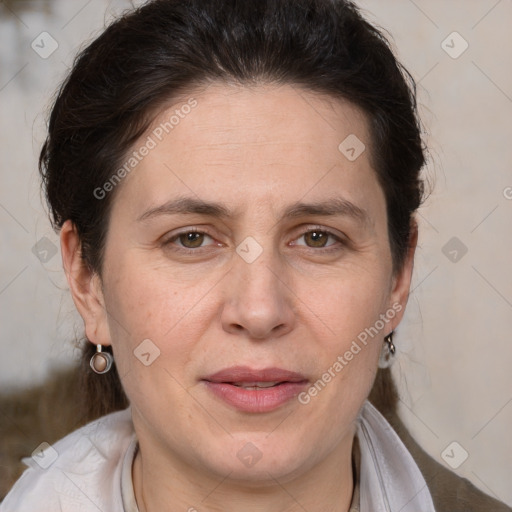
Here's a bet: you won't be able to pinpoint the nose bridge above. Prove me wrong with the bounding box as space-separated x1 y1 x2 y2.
221 235 295 339
234 236 285 305
239 247 279 293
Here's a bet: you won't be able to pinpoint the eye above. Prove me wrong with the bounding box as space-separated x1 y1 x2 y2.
293 228 342 250
163 227 344 254
164 229 216 250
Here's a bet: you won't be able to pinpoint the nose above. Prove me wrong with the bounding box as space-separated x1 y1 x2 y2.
220 248 296 340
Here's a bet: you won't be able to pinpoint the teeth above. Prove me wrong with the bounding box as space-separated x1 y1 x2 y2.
232 381 281 389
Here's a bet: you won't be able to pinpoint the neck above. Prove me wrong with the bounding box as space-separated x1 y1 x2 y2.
132 434 355 512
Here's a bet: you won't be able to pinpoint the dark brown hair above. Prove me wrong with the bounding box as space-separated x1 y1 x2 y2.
40 0 425 420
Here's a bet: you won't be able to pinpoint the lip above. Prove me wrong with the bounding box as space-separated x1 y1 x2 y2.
202 366 308 413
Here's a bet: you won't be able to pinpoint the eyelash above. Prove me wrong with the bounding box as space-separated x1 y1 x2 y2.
162 226 345 254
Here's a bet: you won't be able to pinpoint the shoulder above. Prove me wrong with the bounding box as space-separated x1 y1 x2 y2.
385 409 512 512
0 408 135 512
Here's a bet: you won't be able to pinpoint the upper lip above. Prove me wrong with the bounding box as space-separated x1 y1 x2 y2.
203 366 308 384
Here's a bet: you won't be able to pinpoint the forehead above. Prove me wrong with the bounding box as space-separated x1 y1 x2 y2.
164 82 370 155
112 82 382 219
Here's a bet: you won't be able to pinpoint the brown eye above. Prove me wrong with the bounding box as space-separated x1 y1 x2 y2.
303 230 330 248
163 229 218 253
291 228 342 252
177 232 206 248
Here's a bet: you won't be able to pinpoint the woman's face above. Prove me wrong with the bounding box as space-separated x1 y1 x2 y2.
70 83 414 484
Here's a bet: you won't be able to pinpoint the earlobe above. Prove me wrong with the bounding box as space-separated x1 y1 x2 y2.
60 220 111 346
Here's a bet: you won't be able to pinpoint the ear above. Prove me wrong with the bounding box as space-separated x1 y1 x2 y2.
387 219 418 330
60 220 111 347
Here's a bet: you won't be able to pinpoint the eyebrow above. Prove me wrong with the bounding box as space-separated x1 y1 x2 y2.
137 196 370 226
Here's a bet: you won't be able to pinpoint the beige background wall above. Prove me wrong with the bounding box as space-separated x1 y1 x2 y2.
1 0 511 505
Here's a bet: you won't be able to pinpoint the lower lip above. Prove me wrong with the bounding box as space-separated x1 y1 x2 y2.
203 381 308 413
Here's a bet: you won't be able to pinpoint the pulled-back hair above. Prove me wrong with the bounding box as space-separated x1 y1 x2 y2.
40 0 425 420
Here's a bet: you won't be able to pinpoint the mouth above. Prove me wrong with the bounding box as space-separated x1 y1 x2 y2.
229 381 288 390
202 366 309 413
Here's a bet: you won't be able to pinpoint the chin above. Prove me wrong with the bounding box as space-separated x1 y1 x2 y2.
197 434 317 485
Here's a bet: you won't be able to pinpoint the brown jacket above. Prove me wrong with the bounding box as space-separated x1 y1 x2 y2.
368 369 512 511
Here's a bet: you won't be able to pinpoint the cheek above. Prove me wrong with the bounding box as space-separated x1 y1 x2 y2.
302 264 392 343
105 251 190 327
298 264 391 397
100 252 224 383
